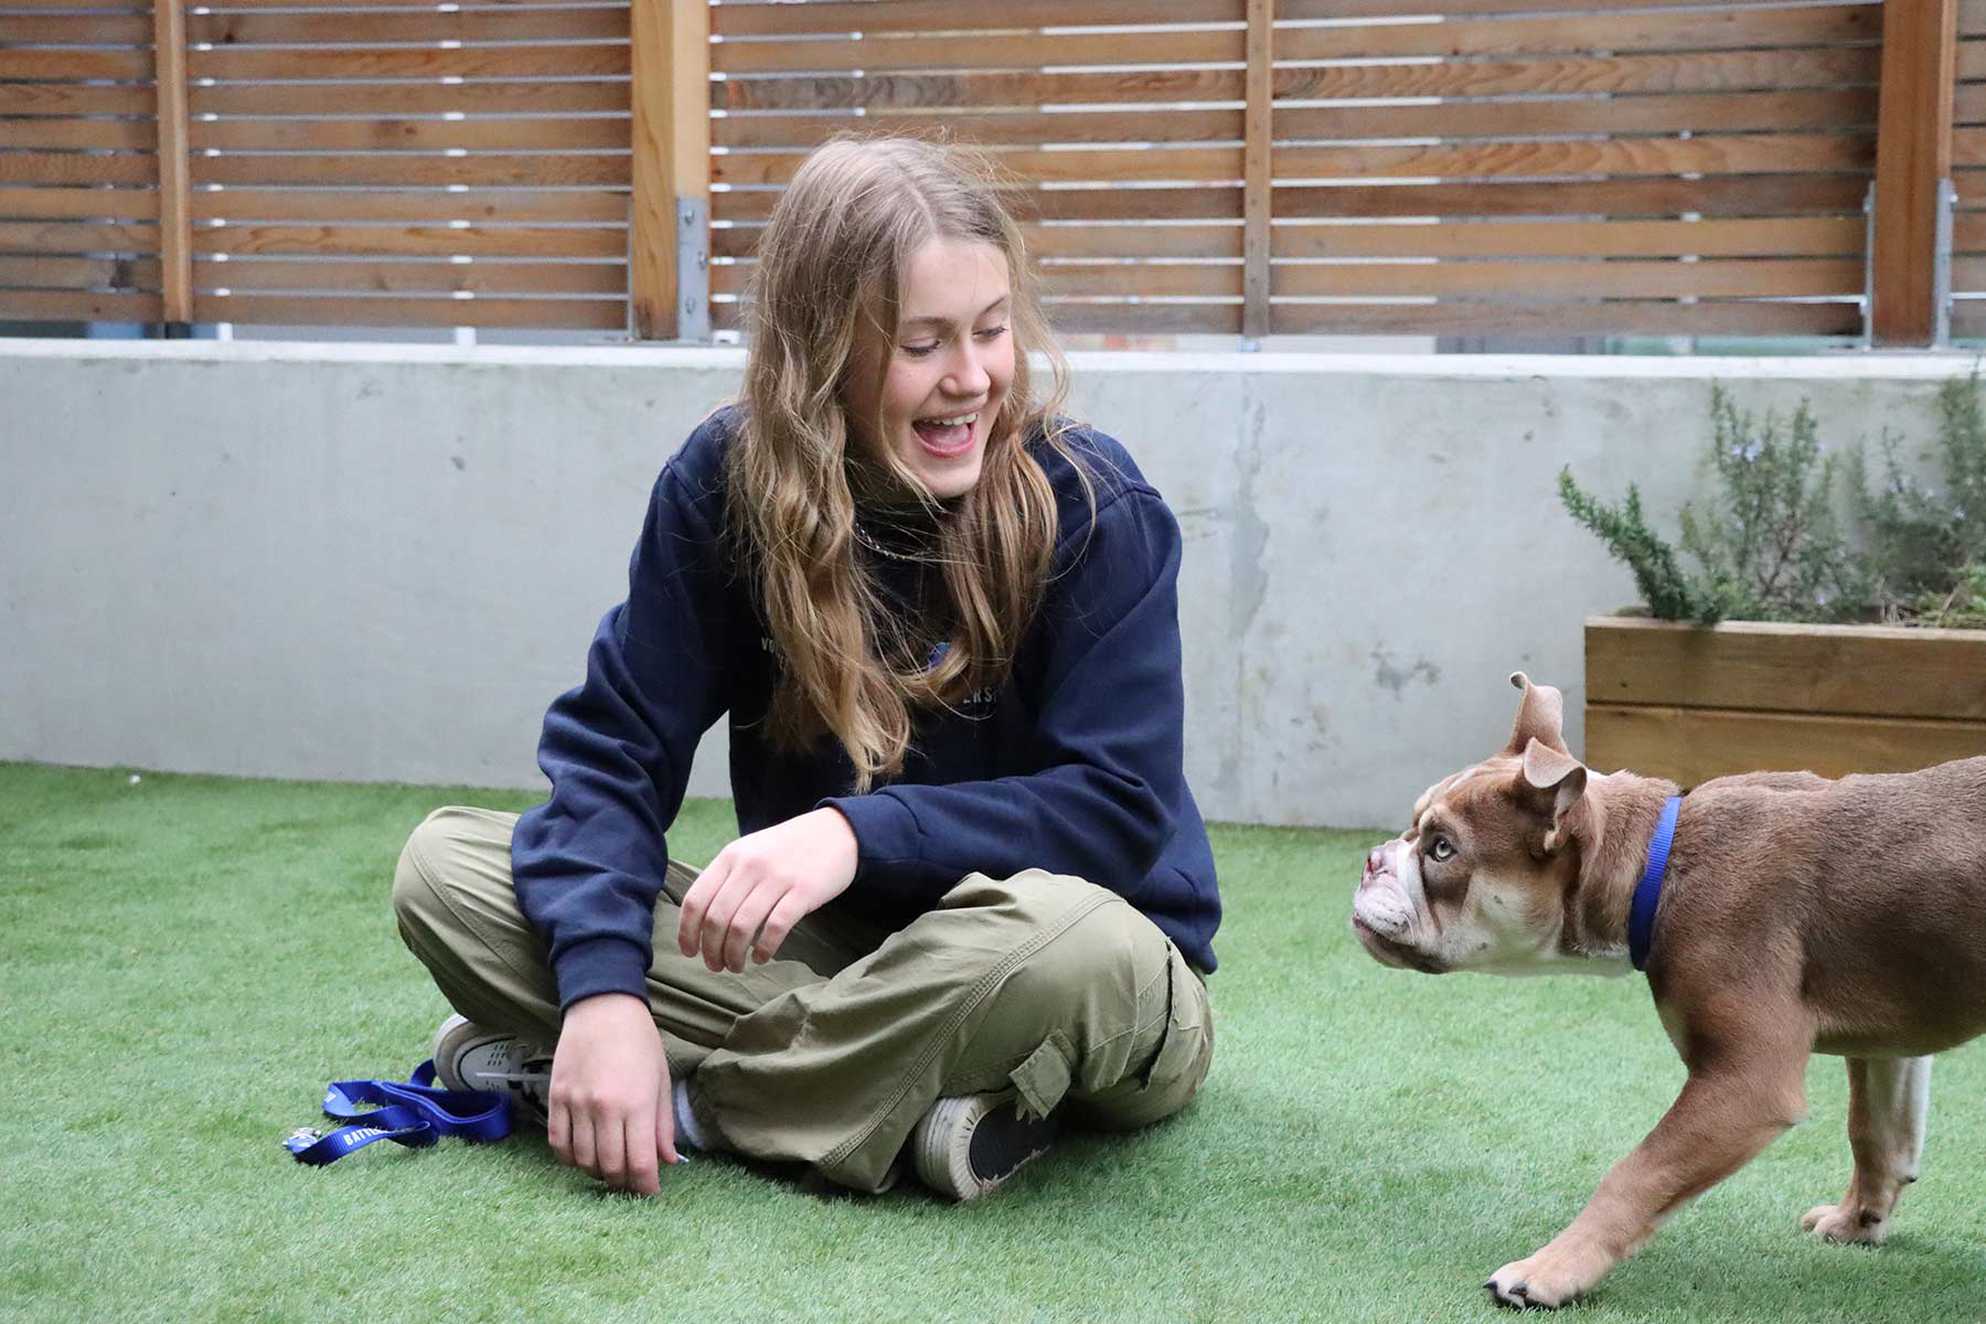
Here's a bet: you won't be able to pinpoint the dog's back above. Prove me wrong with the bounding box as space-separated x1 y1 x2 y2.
1673 755 1986 1055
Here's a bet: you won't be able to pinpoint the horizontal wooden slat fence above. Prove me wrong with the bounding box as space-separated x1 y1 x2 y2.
0 0 1964 342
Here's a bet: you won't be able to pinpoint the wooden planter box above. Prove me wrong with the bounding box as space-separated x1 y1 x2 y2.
1584 617 1986 785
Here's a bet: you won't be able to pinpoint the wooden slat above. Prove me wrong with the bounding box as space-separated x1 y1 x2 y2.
1044 301 1243 335
1873 0 1960 344
185 7 628 45
629 0 708 338
192 292 624 328
187 118 632 153
1964 0 1986 35
0 50 151 79
1276 90 1879 143
1950 169 1986 207
1271 47 1879 101
720 262 1243 300
1960 82 1986 122
723 174 1871 228
713 108 1241 149
1033 223 1245 260
0 119 155 151
713 69 1242 113
189 155 631 187
1954 213 1986 250
0 288 161 320
191 222 624 258
1951 126 1986 166
0 154 156 186
1297 0 1877 16
0 220 158 253
1588 618 1986 721
1277 217 1862 260
189 81 628 116
1274 133 1871 181
163 0 617 8
711 146 1241 187
1275 4 1879 62
1272 299 1860 336
190 257 626 296
713 49 1878 113
0 189 158 221
1243 0 1271 340
0 254 158 289
1947 300 1986 335
1273 174 1869 219
712 0 1238 36
190 189 626 224
710 27 1240 76
712 221 1243 260
0 0 147 8
1960 41 1986 79
1276 256 1858 299
0 12 152 42
1586 705 1986 782
713 183 1243 224
0 84 153 116
153 0 193 321
184 46 628 80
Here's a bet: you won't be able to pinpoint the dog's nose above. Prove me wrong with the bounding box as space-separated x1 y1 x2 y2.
1363 845 1388 884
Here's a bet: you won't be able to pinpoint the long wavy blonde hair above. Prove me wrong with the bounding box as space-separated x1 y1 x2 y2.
727 136 1079 791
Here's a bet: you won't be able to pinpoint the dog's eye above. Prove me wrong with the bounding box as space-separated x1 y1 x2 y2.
1428 835 1455 863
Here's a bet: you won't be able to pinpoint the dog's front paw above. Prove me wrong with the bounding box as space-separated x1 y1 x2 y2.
1802 1203 1889 1246
1485 1254 1581 1311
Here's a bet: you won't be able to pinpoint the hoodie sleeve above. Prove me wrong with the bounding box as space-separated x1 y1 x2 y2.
823 484 1187 905
510 447 733 1011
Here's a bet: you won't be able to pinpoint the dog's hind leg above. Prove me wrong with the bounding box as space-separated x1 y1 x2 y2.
1802 1054 1933 1246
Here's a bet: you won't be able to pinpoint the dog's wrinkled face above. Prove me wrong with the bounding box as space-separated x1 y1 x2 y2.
1350 673 1591 975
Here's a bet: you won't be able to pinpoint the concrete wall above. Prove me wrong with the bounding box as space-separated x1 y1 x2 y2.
2 340 1972 828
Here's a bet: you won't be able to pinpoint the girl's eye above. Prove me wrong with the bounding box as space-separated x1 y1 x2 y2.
975 324 1009 341
900 342 939 358
1428 835 1455 863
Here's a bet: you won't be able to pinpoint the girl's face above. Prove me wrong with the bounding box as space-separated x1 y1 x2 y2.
845 237 1015 502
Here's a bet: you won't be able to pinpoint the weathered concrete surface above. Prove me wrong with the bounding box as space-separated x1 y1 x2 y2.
3 340 1969 827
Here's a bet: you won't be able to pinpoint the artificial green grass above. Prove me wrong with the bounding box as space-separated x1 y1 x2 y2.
2 761 1981 1323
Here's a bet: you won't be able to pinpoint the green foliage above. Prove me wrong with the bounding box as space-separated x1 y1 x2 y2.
1556 469 1728 623
1562 376 1986 627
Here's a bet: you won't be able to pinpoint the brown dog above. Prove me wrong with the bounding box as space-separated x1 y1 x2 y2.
1350 672 1986 1309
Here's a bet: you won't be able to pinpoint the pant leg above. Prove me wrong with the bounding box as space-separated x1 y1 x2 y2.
691 869 1216 1194
390 805 869 1076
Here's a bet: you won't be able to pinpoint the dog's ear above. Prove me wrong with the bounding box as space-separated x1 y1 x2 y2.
1505 671 1571 757
1522 737 1588 853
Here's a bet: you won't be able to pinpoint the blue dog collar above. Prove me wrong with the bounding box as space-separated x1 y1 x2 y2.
1627 795 1683 972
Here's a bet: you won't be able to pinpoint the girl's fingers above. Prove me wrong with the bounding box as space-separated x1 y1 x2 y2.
754 891 812 965
721 881 783 973
594 1105 628 1190
697 867 760 972
548 1097 573 1167
569 1107 598 1178
676 854 732 957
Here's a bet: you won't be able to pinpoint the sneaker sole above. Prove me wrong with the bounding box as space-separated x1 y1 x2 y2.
912 1092 1056 1202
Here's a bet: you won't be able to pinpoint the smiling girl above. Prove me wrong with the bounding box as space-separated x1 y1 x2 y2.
391 137 1220 1200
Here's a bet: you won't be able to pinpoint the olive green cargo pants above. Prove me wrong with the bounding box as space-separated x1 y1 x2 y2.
391 806 1214 1193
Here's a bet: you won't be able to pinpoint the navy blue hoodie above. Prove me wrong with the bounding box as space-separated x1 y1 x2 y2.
512 407 1221 1010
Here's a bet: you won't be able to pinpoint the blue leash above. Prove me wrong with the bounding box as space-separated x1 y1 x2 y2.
284 1059 511 1166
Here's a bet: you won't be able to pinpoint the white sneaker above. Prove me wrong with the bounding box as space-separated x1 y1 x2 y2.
910 1090 1058 1201
431 1014 553 1126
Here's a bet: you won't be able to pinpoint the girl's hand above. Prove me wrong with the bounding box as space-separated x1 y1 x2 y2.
548 992 679 1196
676 807 859 972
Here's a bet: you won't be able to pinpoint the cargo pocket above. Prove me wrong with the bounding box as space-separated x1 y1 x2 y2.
1009 1034 1075 1121
1080 941 1213 1132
